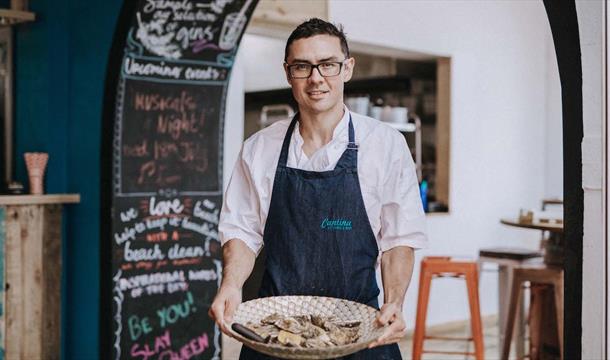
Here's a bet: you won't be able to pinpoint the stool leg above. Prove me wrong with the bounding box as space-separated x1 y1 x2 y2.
528 284 545 360
502 271 523 360
516 283 527 359
554 274 564 360
497 264 511 359
466 268 485 360
413 268 433 360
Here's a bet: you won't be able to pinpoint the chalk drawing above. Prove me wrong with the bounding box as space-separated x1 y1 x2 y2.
135 12 182 59
113 270 124 360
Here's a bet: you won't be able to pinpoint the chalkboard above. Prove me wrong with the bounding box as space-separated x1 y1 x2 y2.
119 80 221 193
101 1 257 359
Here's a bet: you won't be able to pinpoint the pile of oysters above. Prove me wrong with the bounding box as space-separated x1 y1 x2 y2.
245 313 361 348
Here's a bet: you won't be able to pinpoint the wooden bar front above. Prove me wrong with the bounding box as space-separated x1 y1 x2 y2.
0 194 79 359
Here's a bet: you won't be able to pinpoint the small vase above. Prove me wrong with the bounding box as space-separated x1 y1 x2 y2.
24 152 49 195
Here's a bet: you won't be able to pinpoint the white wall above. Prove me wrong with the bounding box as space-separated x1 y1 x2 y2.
241 34 288 92
223 45 245 189
545 32 563 199
225 0 563 329
576 1 605 358
328 0 561 327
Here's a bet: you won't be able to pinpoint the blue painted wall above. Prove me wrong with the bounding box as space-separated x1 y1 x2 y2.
14 0 122 358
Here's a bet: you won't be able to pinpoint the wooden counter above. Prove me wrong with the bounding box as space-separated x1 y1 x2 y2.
0 193 80 359
0 193 80 205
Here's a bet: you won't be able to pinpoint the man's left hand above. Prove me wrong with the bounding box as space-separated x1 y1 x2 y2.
368 302 406 348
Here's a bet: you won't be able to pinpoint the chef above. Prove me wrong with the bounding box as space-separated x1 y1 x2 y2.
209 18 428 359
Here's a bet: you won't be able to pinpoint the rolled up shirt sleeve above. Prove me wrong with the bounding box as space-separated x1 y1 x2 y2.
219 146 264 255
378 132 429 252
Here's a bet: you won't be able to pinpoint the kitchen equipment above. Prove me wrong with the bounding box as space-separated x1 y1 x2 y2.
229 295 387 359
345 96 370 115
389 106 408 124
380 105 393 122
369 106 383 120
260 104 295 128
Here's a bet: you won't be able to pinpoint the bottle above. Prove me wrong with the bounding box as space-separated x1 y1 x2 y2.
419 180 429 212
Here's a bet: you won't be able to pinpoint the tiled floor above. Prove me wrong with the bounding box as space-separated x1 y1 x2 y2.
224 315 521 359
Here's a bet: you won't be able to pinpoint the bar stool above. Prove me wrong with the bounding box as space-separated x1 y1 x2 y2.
501 264 563 360
478 247 542 359
412 256 484 360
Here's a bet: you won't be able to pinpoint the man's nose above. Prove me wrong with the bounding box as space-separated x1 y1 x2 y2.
308 66 325 83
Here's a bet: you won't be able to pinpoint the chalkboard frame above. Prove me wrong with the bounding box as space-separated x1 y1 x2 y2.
100 1 139 358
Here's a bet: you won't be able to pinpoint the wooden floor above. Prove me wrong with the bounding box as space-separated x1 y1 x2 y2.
223 315 522 359
399 318 505 359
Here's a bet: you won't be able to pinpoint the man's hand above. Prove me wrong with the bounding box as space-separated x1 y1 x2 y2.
368 302 407 348
208 284 242 336
368 246 414 348
208 239 256 336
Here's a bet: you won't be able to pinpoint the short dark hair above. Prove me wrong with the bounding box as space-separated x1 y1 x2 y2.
284 18 350 62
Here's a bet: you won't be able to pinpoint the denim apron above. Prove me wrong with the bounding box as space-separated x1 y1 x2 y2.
239 114 402 359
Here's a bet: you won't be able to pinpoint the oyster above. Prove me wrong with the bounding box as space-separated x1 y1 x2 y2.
261 313 283 325
311 315 326 328
293 315 312 326
329 326 360 346
248 313 361 348
335 320 361 328
275 316 307 334
304 333 335 348
248 323 280 342
278 330 304 347
301 323 326 339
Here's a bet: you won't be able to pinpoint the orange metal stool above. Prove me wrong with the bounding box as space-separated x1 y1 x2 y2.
412 256 485 360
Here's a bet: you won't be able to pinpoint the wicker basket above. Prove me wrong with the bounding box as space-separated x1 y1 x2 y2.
229 295 386 359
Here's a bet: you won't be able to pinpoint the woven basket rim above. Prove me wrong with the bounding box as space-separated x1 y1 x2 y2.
228 295 387 357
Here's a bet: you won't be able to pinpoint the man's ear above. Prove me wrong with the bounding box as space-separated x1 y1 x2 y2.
342 57 355 83
284 63 293 86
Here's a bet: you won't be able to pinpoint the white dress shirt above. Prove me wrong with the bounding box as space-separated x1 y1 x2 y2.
219 106 428 256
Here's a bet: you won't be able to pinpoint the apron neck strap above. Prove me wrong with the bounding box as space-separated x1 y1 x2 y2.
278 112 355 167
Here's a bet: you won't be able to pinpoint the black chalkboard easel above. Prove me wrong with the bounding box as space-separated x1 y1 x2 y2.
100 1 257 359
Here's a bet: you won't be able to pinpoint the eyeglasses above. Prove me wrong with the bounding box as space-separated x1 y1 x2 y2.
286 61 345 79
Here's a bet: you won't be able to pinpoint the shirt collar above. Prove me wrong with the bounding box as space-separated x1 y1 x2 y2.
292 105 351 166
332 105 351 142
293 105 351 145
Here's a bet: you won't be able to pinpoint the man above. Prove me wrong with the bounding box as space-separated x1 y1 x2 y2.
209 18 428 359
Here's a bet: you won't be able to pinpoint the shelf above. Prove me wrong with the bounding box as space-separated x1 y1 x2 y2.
386 122 416 132
0 9 35 26
245 76 412 106
0 193 80 205
344 76 411 94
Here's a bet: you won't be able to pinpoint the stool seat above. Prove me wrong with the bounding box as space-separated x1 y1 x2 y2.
412 256 484 360
479 247 542 261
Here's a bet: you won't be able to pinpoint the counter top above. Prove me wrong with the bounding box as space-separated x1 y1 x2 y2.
0 194 80 205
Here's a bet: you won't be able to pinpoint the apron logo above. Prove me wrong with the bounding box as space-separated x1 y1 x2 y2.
320 218 353 231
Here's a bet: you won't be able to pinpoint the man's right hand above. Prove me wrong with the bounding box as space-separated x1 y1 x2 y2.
208 284 242 336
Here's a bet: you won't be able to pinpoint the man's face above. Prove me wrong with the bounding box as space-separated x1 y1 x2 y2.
284 35 355 115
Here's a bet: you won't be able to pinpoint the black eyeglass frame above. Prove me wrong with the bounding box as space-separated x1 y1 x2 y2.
285 60 347 79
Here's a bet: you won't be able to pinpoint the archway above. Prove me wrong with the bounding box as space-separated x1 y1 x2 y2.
543 1 583 359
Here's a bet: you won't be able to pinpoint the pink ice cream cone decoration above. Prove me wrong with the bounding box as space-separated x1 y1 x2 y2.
24 152 49 195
